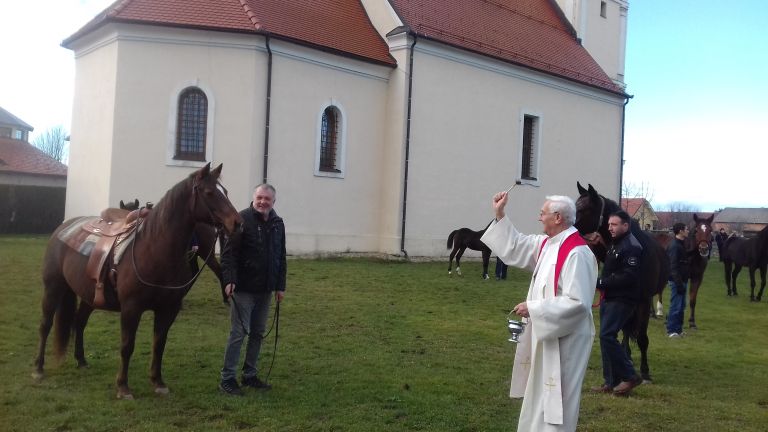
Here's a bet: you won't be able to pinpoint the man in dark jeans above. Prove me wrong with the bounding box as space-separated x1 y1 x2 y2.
666 222 690 338
219 184 286 396
591 210 643 396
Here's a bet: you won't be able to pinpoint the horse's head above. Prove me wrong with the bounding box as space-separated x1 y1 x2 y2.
574 182 610 261
692 213 714 257
574 182 607 236
191 163 243 235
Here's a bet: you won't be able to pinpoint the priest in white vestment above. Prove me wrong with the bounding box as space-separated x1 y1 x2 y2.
481 193 598 432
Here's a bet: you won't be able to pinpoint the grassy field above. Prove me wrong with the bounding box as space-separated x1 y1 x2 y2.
0 235 766 431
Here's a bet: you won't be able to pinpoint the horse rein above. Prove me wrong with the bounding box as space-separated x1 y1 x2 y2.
130 178 229 290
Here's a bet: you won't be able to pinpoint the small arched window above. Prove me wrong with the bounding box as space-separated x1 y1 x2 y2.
175 87 208 161
319 106 341 173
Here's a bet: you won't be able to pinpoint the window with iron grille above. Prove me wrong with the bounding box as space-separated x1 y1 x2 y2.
319 106 341 173
175 88 207 161
521 114 539 181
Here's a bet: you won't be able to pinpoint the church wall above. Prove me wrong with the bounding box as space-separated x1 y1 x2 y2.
401 40 624 256
65 27 119 218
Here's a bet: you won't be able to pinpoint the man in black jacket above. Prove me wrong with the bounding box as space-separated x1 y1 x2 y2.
666 222 690 338
591 210 643 396
219 184 286 395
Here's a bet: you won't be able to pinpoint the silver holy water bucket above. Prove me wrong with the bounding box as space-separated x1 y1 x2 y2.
507 318 527 344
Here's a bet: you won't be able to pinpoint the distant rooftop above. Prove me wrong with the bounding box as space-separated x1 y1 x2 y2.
714 208 768 224
0 137 67 177
0 106 34 131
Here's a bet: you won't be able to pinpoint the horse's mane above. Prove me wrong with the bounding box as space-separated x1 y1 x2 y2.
141 173 195 241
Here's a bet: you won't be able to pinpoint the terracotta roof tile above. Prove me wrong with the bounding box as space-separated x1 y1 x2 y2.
0 137 68 177
621 198 645 217
63 0 396 67
389 0 623 94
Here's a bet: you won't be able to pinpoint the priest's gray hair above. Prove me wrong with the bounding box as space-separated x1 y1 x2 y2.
545 195 576 226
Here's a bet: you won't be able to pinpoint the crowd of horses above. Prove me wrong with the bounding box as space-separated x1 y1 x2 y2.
447 182 768 382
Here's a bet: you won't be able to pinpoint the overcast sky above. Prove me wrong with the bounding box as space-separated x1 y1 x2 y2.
1 0 766 211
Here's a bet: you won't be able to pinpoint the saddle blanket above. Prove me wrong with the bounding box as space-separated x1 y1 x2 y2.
57 216 136 272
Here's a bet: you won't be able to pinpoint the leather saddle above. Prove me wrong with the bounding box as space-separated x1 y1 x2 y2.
84 206 151 307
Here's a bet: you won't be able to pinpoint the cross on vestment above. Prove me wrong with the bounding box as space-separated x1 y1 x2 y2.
544 377 557 392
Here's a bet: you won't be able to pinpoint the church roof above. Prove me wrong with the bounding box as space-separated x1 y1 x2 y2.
389 0 624 94
62 0 397 67
0 137 67 178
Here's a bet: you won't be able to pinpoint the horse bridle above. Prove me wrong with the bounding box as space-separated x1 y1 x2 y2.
580 194 606 243
130 178 229 290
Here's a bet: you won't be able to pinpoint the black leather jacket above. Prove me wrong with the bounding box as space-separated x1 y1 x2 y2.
221 206 286 293
598 231 644 302
667 237 690 285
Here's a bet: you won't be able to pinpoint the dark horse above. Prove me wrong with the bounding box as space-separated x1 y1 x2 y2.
117 199 228 303
721 225 768 300
34 163 242 399
447 220 493 279
650 214 714 328
574 183 669 382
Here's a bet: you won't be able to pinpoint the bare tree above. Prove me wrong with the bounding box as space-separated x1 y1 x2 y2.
622 180 655 202
33 126 68 163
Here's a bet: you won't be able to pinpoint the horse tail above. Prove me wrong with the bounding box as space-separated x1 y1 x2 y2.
447 230 457 249
53 289 77 359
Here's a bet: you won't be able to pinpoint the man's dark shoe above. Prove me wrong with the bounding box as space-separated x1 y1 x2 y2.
242 376 272 390
219 378 244 396
590 383 612 394
613 375 642 396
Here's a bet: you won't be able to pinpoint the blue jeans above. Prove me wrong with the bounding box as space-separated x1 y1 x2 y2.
221 291 272 381
495 258 507 279
666 280 687 334
599 300 638 386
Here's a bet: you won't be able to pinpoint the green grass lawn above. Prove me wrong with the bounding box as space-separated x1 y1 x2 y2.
1 235 766 431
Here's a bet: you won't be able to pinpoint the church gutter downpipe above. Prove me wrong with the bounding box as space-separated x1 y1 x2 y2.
262 35 273 184
400 34 417 258
618 93 633 202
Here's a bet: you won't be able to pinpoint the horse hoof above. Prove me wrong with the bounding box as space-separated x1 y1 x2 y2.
117 392 134 400
31 371 44 381
483 274 490 280
154 386 170 396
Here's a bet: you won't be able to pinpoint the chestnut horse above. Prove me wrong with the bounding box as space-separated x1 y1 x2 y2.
118 199 228 303
721 225 768 300
34 163 242 399
574 183 669 382
447 220 493 279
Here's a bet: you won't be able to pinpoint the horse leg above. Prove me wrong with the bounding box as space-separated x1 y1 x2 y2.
117 308 143 400
150 305 181 395
636 304 652 382
688 279 700 329
73 300 95 368
757 265 767 301
732 265 741 296
455 248 465 276
724 261 733 296
481 249 491 280
448 247 458 275
748 267 757 301
34 281 66 380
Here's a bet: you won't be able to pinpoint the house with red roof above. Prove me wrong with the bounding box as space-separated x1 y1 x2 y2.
0 108 67 233
621 197 659 230
62 0 630 256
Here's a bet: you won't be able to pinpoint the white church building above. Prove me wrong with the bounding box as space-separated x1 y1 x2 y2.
63 0 629 256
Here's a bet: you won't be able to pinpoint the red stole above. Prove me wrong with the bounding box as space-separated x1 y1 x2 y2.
537 231 587 297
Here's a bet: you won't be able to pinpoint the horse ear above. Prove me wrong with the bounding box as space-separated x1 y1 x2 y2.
211 163 223 179
134 199 139 208
196 162 212 180
587 183 598 198
577 181 588 196
120 200 126 209
693 213 699 222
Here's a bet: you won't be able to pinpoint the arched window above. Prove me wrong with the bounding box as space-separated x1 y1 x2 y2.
175 87 208 161
319 106 341 173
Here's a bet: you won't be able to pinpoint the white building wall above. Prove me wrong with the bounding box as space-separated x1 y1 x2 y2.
65 28 119 218
264 41 392 254
401 40 624 256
